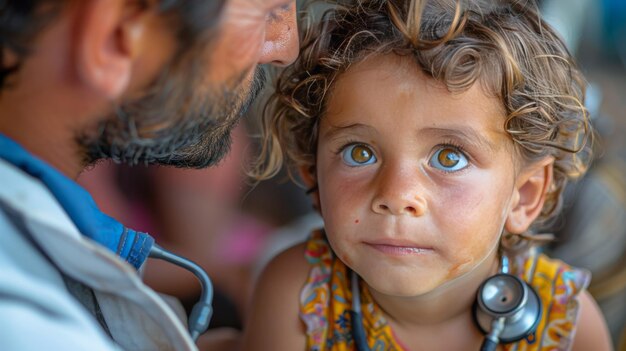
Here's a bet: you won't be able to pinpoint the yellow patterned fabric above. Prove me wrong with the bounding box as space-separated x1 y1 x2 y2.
299 230 590 351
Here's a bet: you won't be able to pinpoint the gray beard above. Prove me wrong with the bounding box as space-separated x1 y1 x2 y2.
80 67 266 169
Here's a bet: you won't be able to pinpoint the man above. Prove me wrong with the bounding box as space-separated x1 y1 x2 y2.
0 0 298 350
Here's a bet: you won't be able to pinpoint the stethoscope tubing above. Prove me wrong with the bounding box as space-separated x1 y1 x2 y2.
149 244 213 341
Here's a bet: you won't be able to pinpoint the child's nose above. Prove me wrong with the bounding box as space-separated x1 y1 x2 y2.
371 166 428 217
372 200 427 216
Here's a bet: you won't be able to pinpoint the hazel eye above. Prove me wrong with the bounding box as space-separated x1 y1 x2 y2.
341 144 377 166
430 147 468 172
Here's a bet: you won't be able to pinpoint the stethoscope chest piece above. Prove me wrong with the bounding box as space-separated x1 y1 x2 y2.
473 273 542 343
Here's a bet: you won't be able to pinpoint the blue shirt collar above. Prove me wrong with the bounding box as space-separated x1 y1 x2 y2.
0 133 153 270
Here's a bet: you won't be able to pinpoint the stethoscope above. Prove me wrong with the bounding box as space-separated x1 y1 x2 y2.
350 255 542 351
149 245 214 341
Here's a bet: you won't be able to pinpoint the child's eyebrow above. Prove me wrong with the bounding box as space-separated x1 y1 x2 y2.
322 123 376 141
420 127 497 153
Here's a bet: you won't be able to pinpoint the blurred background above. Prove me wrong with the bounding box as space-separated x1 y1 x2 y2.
539 1 626 350
77 0 626 349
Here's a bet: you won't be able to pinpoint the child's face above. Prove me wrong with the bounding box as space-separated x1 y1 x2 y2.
313 54 521 297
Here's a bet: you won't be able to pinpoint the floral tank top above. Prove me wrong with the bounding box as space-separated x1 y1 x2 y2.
299 230 590 351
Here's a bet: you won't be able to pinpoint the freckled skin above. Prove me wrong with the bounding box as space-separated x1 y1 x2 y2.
315 54 518 298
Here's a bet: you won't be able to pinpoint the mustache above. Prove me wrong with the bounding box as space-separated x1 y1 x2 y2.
164 67 267 168
239 67 267 116
80 66 268 168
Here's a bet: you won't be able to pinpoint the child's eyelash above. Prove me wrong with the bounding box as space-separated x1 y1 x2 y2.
439 140 466 153
334 139 360 155
333 139 470 161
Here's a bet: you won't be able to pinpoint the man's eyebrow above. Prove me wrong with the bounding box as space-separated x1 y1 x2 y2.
420 127 498 152
321 123 376 141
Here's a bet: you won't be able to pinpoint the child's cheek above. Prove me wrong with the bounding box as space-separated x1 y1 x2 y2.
432 179 486 230
433 175 505 267
338 251 354 267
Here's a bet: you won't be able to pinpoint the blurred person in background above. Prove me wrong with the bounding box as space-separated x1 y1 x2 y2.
0 0 298 350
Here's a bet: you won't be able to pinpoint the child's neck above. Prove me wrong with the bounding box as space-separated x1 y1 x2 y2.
368 250 500 348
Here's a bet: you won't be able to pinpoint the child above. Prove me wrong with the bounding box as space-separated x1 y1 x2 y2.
243 0 612 350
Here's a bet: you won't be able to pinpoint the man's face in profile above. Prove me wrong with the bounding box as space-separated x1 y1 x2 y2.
83 0 297 168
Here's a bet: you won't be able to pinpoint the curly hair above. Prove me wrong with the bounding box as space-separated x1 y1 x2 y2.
254 0 592 228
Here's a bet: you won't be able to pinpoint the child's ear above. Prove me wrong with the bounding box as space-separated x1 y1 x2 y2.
505 157 554 234
299 164 321 215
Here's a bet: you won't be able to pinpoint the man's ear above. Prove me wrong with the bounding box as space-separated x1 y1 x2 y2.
73 0 147 99
299 164 321 214
505 157 554 234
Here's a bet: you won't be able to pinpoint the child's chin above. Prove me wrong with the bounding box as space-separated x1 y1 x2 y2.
365 274 442 298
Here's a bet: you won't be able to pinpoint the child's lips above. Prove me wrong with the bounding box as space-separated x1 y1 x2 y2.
364 239 434 256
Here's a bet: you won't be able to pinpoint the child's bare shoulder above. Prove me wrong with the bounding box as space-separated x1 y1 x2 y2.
259 242 311 289
241 243 309 350
572 291 613 351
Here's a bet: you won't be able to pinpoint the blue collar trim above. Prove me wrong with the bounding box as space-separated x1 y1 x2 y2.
0 134 153 270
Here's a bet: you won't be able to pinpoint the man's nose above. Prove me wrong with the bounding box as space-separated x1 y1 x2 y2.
371 164 428 217
259 3 299 66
